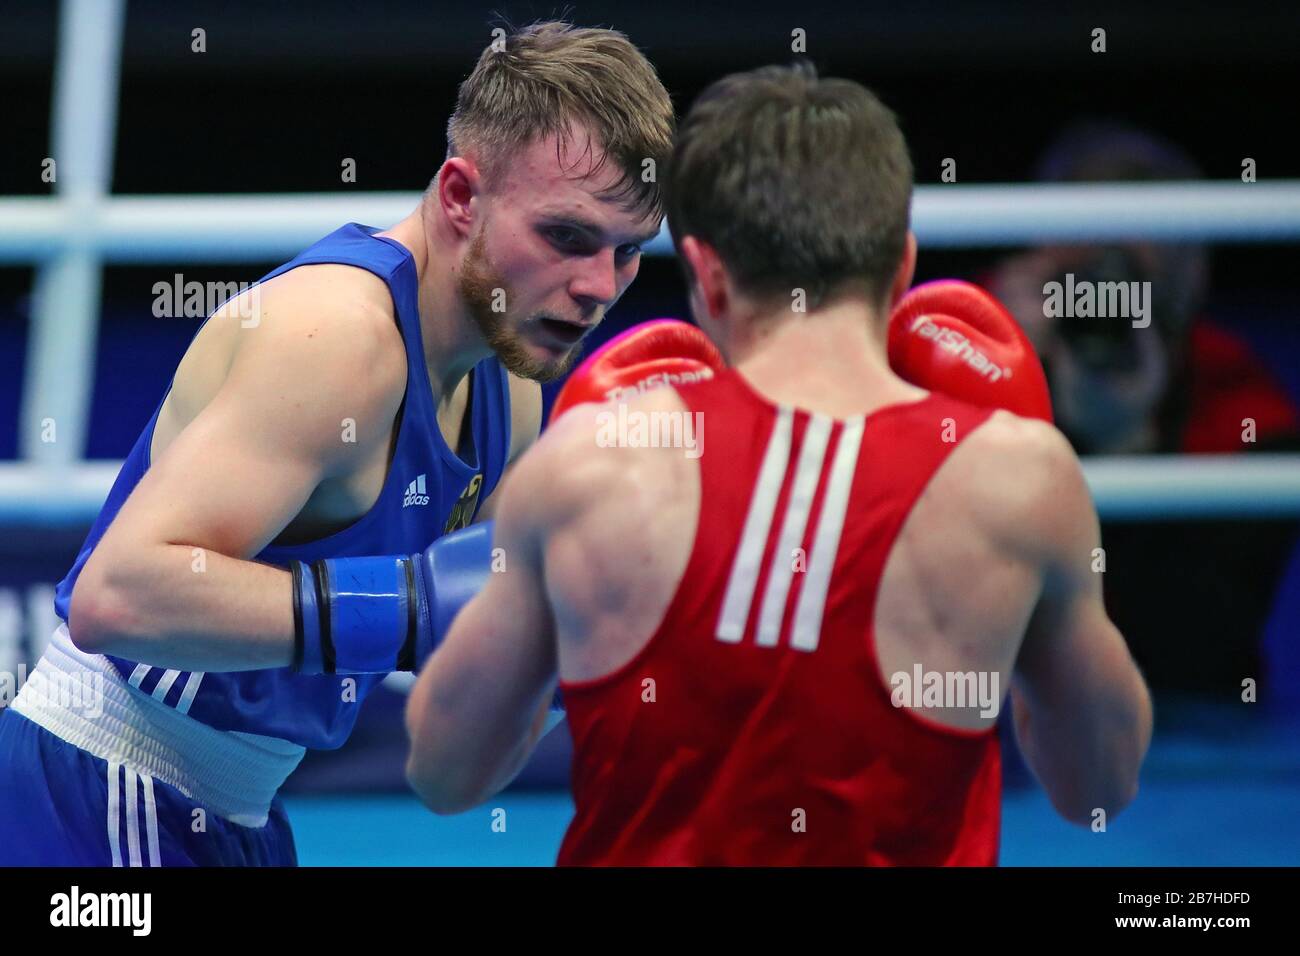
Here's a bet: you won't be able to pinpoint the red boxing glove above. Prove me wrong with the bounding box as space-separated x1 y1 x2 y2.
550 319 726 422
888 280 1053 422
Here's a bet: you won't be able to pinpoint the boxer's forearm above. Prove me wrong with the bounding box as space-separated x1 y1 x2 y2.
68 545 295 671
407 696 549 815
479 698 556 798
1011 664 1151 826
71 520 500 676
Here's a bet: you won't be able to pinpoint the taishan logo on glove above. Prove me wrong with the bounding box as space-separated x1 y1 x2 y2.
907 316 1012 383
602 367 716 403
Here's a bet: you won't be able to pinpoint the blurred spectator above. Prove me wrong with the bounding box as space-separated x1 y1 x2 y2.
987 122 1300 705
988 120 1300 456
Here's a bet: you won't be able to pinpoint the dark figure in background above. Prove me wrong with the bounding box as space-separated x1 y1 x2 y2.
989 121 1300 705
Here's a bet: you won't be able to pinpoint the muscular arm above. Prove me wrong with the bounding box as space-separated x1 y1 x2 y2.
995 417 1154 825
405 425 562 814
68 279 406 672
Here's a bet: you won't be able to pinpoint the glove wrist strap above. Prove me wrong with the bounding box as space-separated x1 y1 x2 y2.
292 556 412 674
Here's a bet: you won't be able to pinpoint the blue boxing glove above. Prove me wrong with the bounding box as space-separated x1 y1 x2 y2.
290 524 568 713
291 521 495 675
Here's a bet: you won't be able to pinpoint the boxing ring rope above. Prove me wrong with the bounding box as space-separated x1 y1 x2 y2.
0 0 1298 520
6 181 1300 264
0 455 1298 524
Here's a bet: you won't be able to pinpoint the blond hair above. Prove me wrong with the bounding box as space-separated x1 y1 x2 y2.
447 20 675 219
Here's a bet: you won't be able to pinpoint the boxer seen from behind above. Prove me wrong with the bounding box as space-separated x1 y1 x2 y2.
405 62 1153 865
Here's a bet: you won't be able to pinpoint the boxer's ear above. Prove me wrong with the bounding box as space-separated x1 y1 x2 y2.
888 231 918 309
433 156 481 240
678 236 730 325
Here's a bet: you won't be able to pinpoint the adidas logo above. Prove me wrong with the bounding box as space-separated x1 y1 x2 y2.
403 474 430 508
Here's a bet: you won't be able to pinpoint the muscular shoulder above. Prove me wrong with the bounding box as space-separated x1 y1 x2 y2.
217 264 408 464
501 385 690 534
239 263 402 364
955 410 1093 562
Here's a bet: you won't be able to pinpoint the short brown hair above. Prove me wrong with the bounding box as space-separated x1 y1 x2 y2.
447 21 675 220
667 62 912 307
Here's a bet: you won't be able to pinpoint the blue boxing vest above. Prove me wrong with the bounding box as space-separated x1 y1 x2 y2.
52 223 513 749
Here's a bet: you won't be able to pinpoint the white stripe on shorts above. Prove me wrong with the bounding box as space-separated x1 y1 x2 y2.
124 768 142 867
140 774 161 867
175 672 204 715
151 669 182 702
107 760 123 867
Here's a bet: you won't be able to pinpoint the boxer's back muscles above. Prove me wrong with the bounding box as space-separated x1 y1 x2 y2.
524 375 1148 827
878 408 1151 821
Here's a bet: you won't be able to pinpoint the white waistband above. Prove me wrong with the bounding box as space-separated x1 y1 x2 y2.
12 624 305 827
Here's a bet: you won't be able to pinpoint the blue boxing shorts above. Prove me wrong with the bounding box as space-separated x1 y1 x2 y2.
0 624 301 866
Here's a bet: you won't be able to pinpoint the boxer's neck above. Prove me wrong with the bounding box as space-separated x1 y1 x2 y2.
379 205 492 406
732 302 924 417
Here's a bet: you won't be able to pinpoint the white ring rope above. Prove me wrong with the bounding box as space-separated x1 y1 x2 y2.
3 181 1300 264
0 456 1297 523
